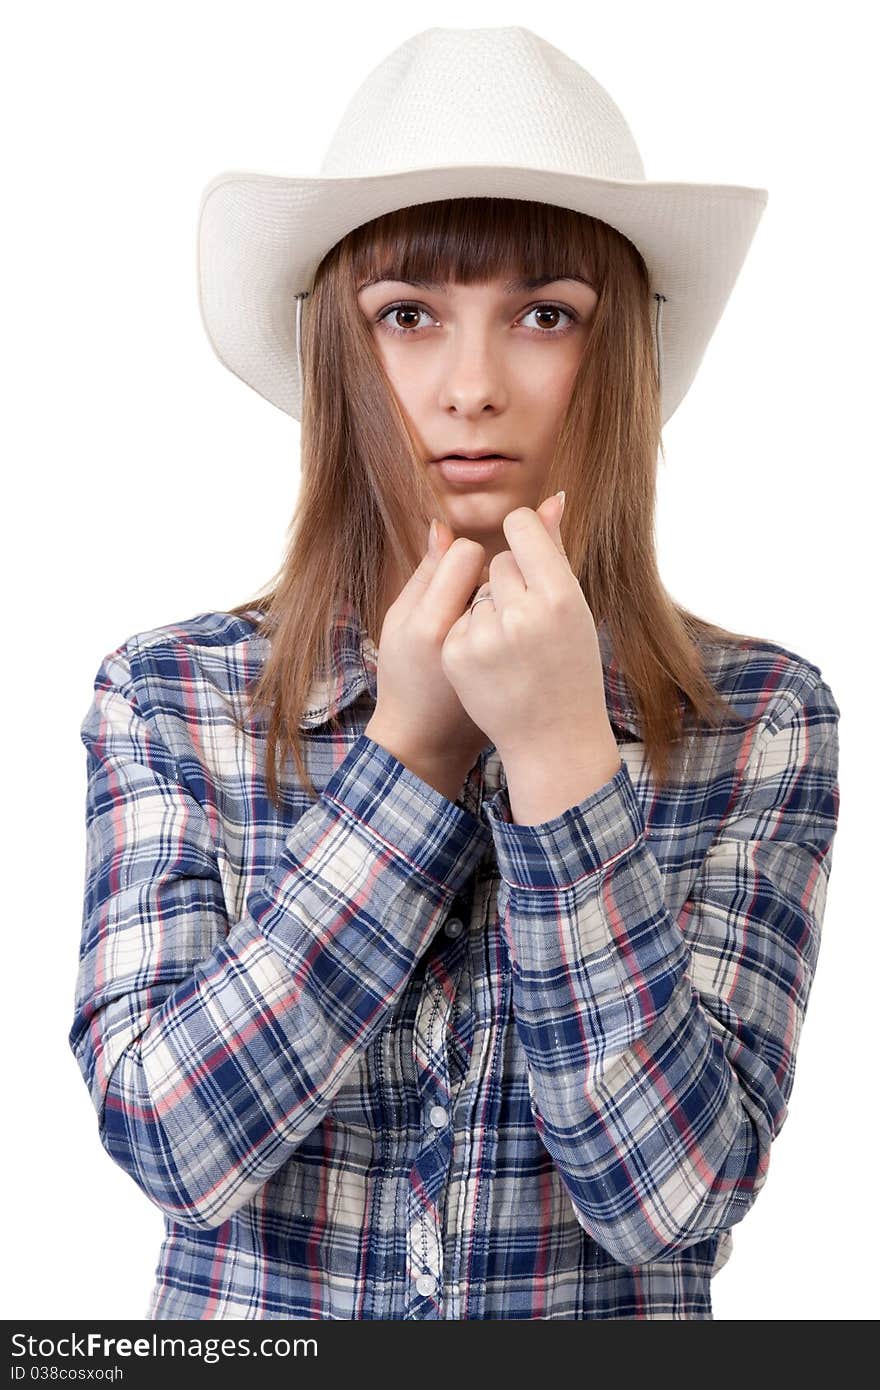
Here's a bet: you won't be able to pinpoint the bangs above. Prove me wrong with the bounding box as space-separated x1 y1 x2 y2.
344 197 611 295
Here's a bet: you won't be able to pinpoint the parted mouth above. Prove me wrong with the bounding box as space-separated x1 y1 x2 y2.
432 450 518 461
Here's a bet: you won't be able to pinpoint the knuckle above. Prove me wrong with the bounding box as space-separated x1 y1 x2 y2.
544 583 567 611
501 606 529 642
546 589 568 618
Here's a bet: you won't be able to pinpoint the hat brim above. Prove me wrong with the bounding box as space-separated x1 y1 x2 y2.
197 163 767 426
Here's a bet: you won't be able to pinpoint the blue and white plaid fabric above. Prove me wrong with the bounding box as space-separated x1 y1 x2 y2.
70 602 840 1319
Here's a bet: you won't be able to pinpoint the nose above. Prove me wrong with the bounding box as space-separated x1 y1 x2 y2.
437 326 509 415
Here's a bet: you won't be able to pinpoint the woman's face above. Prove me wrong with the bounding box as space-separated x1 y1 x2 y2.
357 272 599 583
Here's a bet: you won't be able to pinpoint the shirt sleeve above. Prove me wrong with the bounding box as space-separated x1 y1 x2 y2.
70 642 492 1231
480 673 840 1266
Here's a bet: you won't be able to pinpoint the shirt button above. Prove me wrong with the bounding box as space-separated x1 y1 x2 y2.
416 1273 437 1297
444 916 464 939
429 1105 448 1128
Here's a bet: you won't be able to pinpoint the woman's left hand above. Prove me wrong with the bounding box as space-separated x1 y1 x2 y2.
440 494 617 766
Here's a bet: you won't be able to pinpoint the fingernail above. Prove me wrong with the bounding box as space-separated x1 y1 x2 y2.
428 518 438 554
555 490 566 517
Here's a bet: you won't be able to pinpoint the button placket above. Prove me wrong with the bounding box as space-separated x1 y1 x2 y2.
407 949 451 1318
407 1182 444 1316
405 882 479 1317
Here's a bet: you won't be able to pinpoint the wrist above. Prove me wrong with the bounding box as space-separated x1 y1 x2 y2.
500 727 622 825
363 721 469 804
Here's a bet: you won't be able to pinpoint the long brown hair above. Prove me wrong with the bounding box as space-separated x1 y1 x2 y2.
227 196 759 807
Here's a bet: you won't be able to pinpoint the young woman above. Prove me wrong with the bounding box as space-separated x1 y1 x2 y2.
70 27 841 1320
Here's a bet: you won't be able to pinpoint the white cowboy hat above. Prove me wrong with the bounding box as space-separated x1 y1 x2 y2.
197 24 768 428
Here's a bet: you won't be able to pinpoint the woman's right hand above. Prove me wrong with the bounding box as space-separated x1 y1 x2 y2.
364 520 492 792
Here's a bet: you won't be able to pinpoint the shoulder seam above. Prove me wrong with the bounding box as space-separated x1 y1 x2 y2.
111 610 263 659
763 667 835 738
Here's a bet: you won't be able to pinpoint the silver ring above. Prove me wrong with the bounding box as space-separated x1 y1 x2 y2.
469 592 495 612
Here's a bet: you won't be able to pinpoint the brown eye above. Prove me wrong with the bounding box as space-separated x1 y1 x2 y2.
375 303 433 336
520 304 578 335
375 299 579 339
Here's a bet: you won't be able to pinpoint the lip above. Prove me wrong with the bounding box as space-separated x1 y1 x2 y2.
432 450 516 460
433 455 517 484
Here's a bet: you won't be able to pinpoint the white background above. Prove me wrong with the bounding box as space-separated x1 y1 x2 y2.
2 0 874 1321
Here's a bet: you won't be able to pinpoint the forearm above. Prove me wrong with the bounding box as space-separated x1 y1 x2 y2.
479 724 828 1266
74 731 491 1231
486 765 754 1265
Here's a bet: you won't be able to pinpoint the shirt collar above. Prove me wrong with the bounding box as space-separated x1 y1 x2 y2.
281 597 658 740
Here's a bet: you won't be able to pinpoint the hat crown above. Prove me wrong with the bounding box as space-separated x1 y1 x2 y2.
318 26 646 183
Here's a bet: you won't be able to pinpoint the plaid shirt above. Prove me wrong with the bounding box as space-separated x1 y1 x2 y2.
70 601 840 1320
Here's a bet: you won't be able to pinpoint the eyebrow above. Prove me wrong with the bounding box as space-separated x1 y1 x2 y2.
357 273 596 294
